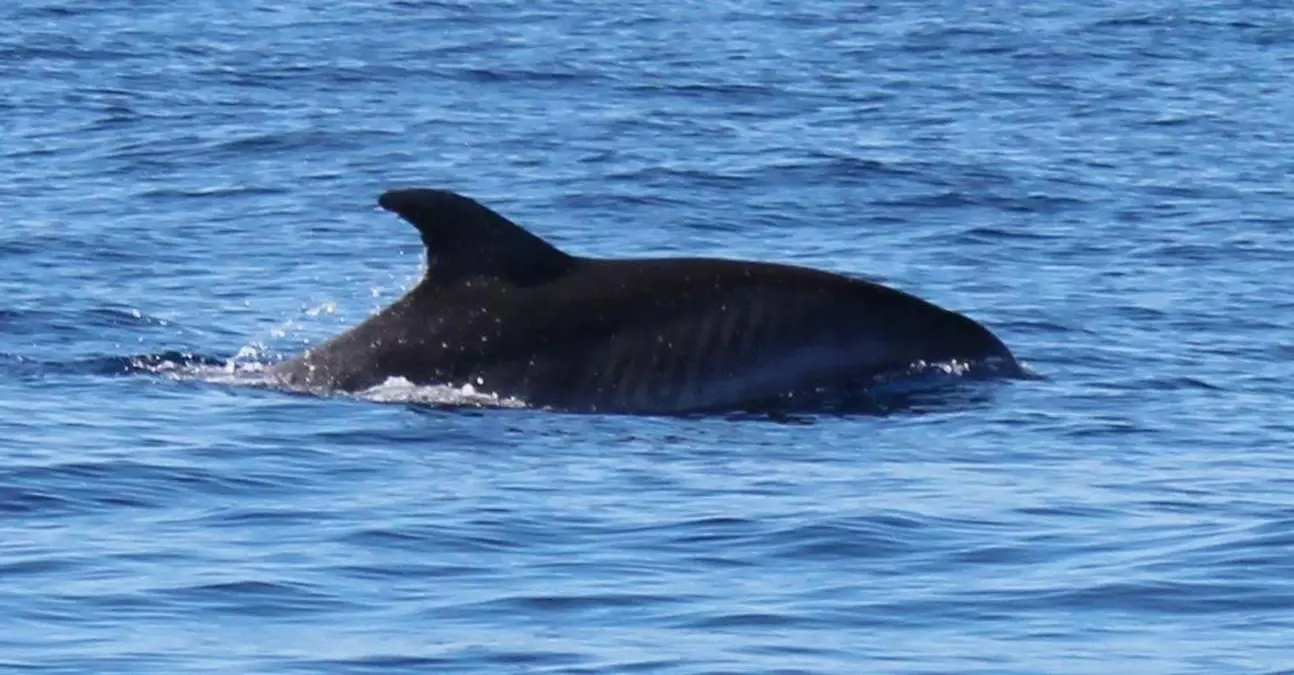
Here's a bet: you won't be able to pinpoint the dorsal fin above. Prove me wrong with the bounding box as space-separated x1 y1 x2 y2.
377 188 577 287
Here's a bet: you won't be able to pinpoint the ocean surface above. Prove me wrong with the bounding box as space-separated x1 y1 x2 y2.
4 0 1294 672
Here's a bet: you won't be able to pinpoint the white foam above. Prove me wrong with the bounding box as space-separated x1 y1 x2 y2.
908 359 975 376
146 357 527 410
357 377 527 408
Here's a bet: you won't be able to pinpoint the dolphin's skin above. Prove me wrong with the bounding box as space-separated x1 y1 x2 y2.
270 189 1019 413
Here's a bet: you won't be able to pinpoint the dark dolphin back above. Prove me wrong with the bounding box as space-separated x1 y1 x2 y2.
488 257 1020 412
274 188 1021 411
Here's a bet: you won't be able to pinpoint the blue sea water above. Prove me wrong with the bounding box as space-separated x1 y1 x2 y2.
4 0 1294 672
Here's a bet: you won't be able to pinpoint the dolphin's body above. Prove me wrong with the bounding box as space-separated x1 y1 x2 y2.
270 189 1019 413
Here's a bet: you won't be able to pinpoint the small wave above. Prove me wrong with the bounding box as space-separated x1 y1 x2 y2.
79 351 230 377
135 185 289 200
0 350 226 381
626 81 785 100
876 190 982 209
456 66 605 85
0 306 175 335
212 129 364 155
956 225 1073 243
158 579 362 618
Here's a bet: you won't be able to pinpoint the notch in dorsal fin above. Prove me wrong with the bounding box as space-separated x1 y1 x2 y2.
377 188 577 287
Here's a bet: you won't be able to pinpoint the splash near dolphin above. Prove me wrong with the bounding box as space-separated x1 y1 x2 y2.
270 189 1020 413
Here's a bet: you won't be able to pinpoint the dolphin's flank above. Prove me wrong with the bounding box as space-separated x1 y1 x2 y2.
270 188 1020 413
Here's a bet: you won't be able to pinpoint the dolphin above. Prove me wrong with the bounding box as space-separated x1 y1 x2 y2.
269 188 1020 413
